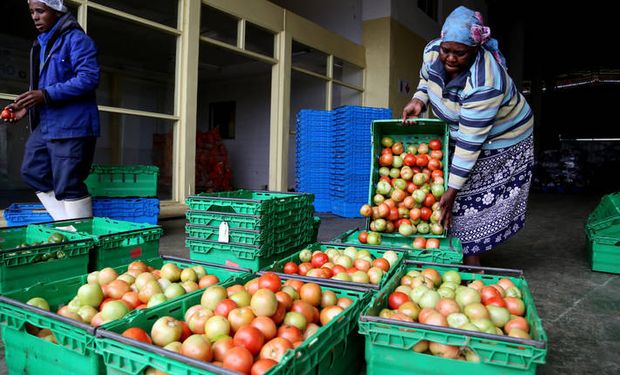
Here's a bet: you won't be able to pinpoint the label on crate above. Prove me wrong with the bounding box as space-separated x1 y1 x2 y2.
218 222 230 243
55 225 78 232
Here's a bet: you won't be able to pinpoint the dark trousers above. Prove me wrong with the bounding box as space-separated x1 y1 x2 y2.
21 126 96 201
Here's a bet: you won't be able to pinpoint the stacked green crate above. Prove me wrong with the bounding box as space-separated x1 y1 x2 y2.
585 192 620 273
95 273 370 375
0 225 94 294
0 257 250 375
330 228 463 264
40 217 164 271
185 189 315 270
359 260 548 374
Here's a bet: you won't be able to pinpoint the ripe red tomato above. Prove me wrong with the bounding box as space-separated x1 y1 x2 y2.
358 231 368 243
122 327 152 344
388 292 410 310
428 158 441 171
420 207 432 221
233 326 265 356
430 150 443 160
424 193 436 207
481 286 502 304
277 325 303 344
485 296 507 308
223 346 254 374
403 154 417 166
379 153 394 167
311 252 329 268
388 207 399 221
283 262 298 275
331 265 347 275
373 258 390 272
415 154 429 167
431 169 444 179
215 299 238 317
258 273 282 293
259 337 292 362
251 359 277 375
429 139 442 150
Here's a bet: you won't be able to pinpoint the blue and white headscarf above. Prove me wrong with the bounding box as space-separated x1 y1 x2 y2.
441 6 507 69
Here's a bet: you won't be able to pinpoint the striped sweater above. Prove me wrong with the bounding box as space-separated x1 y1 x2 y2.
413 39 533 190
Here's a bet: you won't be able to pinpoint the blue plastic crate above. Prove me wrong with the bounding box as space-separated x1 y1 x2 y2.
3 203 52 226
331 199 364 218
92 198 160 225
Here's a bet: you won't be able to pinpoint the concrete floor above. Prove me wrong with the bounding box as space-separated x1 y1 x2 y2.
1 192 619 374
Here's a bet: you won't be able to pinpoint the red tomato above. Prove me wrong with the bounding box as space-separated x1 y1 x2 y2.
481 286 502 304
428 158 441 171
420 207 432 221
358 231 368 243
431 169 444 179
485 296 507 308
413 237 427 249
258 273 282 293
215 299 238 317
388 207 399 221
233 326 265 356
379 153 394 167
178 320 192 341
223 346 254 374
283 262 299 275
122 327 152 344
429 139 442 150
425 238 440 248
415 154 429 167
373 258 390 272
388 292 410 310
320 267 334 278
298 262 313 276
430 150 443 160
259 337 292 362
331 265 347 275
121 291 140 309
403 154 417 166
283 279 303 293
424 193 436 207
251 359 277 375
311 252 329 268
277 325 303 344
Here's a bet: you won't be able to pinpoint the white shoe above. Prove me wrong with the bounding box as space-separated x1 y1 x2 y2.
64 196 93 219
36 191 68 221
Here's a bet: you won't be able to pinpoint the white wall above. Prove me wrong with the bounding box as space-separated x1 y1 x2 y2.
269 0 363 44
198 73 272 190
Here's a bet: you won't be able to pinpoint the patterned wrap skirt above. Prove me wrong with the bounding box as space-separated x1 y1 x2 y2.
449 135 534 256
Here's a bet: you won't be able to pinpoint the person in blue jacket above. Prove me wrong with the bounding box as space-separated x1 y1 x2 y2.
7 0 100 220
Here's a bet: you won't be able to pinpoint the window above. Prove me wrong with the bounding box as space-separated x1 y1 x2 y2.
201 5 238 45
292 41 328 75
91 0 178 27
418 0 438 21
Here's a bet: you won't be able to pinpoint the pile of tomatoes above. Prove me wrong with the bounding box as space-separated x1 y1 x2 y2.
360 136 446 239
282 246 400 285
26 261 220 335
381 267 531 361
118 272 353 375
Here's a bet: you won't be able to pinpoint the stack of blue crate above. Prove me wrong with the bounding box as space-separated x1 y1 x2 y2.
295 110 333 212
330 106 392 217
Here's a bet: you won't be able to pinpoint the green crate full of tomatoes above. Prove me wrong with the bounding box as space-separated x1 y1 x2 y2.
0 224 94 294
359 260 548 375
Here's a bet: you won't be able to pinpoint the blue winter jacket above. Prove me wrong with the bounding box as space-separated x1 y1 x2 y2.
30 13 100 140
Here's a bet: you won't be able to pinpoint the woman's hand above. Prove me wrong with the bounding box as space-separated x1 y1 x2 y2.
401 98 425 123
439 187 458 229
14 90 45 111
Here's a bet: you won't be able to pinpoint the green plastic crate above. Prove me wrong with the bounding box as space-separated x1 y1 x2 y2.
0 225 93 294
586 192 620 234
96 273 370 375
40 217 163 270
586 229 620 274
368 119 450 238
186 238 305 271
186 189 314 215
0 256 249 375
85 165 159 197
359 260 548 375
264 242 405 291
330 228 462 264
186 210 269 230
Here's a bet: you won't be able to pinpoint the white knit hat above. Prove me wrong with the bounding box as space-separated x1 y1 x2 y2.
28 0 68 13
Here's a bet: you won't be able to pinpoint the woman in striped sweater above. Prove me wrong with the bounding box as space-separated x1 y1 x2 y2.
402 6 534 267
